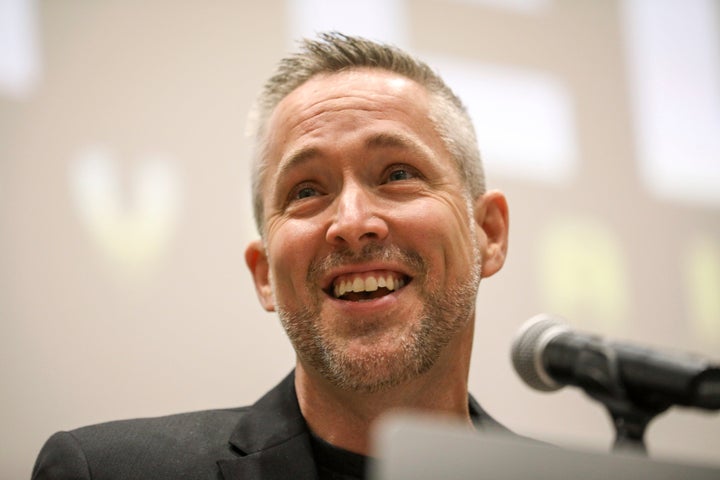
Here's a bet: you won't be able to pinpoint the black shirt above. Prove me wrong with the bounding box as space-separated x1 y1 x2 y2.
308 396 513 479
310 429 367 480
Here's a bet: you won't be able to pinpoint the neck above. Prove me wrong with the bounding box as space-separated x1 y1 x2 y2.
295 318 475 456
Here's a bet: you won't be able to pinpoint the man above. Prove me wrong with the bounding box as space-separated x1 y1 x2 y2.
32 32 510 480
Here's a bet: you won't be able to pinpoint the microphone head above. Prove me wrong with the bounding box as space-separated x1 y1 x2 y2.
511 313 570 392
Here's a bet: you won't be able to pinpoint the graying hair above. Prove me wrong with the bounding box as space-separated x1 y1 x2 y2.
248 32 485 234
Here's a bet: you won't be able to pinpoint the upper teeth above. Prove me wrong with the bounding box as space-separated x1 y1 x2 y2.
333 274 405 298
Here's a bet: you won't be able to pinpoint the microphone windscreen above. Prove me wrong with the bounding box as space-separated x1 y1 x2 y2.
511 314 567 392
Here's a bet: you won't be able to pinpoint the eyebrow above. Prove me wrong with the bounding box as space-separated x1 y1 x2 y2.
274 146 321 184
273 132 432 184
364 132 432 159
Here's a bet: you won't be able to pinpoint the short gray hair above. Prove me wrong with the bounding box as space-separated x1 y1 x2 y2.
248 32 485 234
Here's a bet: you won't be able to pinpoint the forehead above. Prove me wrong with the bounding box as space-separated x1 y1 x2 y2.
274 68 431 122
263 68 444 170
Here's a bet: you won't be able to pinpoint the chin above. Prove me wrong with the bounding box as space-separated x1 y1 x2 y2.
317 335 438 393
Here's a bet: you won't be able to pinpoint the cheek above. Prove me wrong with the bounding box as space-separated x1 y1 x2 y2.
267 219 324 284
394 197 474 246
268 217 318 255
392 197 477 275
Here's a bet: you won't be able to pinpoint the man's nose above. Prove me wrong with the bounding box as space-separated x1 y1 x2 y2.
325 182 389 249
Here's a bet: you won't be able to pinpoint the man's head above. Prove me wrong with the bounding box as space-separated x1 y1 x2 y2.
248 32 485 235
245 33 508 393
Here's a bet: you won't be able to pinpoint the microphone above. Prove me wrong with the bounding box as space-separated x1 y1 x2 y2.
511 314 720 411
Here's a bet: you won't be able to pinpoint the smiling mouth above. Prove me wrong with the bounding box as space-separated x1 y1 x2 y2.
326 272 411 301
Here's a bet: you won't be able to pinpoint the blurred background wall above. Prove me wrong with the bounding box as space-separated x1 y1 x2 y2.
1 0 719 477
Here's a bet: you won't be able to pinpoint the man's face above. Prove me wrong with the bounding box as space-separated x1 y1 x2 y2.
247 68 503 392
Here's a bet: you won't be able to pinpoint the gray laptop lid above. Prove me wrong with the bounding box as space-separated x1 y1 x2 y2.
370 414 720 480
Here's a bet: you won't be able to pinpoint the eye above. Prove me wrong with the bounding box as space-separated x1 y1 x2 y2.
295 186 318 199
384 165 419 183
287 182 322 204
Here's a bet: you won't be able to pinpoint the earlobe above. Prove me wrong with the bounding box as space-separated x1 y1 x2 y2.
474 190 509 279
245 240 276 312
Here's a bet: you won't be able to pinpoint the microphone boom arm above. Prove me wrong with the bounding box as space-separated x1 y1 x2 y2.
561 339 670 455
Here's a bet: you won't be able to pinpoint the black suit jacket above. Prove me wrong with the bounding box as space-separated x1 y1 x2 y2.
32 371 512 479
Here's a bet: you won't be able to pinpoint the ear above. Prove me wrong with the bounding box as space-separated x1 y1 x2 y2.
474 190 509 279
245 239 276 311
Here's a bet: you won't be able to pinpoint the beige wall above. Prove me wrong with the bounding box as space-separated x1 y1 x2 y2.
2 1 719 478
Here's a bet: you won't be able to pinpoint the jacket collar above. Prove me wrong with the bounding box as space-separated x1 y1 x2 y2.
469 392 513 434
218 371 318 480
216 370 510 479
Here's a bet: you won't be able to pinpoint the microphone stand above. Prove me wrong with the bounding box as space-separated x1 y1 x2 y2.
571 344 670 455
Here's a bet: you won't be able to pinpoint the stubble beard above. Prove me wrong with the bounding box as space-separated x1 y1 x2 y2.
276 241 482 394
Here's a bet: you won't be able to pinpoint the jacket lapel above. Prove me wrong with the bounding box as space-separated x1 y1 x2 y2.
217 434 316 480
217 371 318 480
